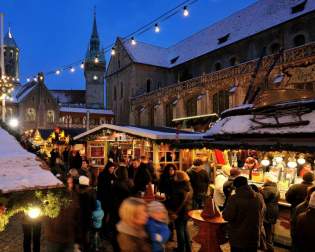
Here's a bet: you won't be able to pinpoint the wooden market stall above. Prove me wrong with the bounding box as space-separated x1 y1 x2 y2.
73 124 203 171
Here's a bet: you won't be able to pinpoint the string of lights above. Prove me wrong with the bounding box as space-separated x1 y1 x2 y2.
25 0 199 82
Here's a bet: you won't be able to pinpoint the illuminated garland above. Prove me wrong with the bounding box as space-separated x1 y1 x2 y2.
0 76 14 101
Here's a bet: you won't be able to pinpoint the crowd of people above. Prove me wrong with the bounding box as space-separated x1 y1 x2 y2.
41 149 315 252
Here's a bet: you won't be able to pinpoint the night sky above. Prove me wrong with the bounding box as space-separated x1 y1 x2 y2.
1 0 256 90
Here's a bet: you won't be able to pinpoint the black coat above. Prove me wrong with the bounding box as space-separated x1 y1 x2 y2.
97 170 117 211
187 167 210 195
166 181 192 219
285 182 313 208
159 174 175 197
260 181 280 224
133 163 152 192
223 185 265 249
296 208 315 252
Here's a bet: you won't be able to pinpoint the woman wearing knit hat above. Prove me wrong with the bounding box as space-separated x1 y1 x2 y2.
296 191 315 252
146 201 170 252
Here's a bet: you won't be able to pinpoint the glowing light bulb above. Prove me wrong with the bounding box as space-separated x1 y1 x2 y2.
183 6 189 17
27 207 41 219
154 23 160 33
70 67 75 73
80 63 84 69
261 158 270 167
27 78 30 82
93 75 98 80
9 118 19 128
55 70 61 75
131 37 136 45
33 77 38 82
111 48 116 56
297 155 306 165
94 57 99 63
275 156 283 164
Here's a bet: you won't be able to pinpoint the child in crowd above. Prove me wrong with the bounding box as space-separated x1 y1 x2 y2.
91 200 104 252
146 201 171 252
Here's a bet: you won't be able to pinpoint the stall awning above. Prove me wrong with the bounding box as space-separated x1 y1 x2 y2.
172 113 218 131
74 124 203 141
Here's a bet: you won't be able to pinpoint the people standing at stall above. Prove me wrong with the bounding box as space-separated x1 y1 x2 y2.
127 158 140 185
296 192 315 252
133 156 153 193
260 173 280 252
187 159 210 209
69 151 82 170
214 165 230 211
291 185 315 252
159 164 176 199
223 176 265 252
116 197 152 252
97 162 117 236
78 160 93 183
285 171 314 209
223 168 241 208
62 146 70 172
166 171 192 252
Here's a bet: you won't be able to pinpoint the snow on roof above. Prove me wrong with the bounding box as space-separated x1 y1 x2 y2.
74 124 203 141
0 127 63 194
59 107 114 115
122 0 315 68
205 109 315 137
11 82 38 103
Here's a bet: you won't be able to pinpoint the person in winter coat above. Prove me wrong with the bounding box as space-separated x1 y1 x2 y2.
133 157 152 193
97 163 117 234
159 164 176 198
296 191 315 252
223 168 241 208
223 176 265 252
260 173 280 252
117 197 152 252
285 171 314 209
214 165 230 211
146 201 170 252
69 151 82 170
77 176 96 252
92 200 104 230
290 185 315 252
187 159 210 209
166 171 192 252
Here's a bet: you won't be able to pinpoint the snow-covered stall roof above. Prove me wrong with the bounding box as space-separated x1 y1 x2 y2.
0 127 63 194
59 107 114 115
122 0 315 68
74 124 203 141
205 107 315 137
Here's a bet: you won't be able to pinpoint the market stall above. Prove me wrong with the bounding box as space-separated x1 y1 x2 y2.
73 124 202 171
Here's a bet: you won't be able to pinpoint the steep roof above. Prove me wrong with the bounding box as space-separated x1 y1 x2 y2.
50 89 86 105
4 28 18 48
11 81 38 103
121 0 315 68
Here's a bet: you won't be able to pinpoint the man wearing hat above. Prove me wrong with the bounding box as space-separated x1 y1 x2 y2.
223 176 265 252
285 171 314 209
296 191 315 252
222 168 241 208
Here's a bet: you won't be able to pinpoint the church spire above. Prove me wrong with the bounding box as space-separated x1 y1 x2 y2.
91 7 99 40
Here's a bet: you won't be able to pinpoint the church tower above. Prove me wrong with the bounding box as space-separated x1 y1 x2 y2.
84 11 106 109
3 28 19 80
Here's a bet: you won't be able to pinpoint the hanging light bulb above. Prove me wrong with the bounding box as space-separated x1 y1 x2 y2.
297 154 306 165
111 47 116 56
33 77 38 82
94 56 99 63
70 67 75 73
17 78 20 82
183 6 189 17
287 157 297 169
154 23 160 33
80 62 84 69
27 78 30 82
261 158 270 167
93 75 98 80
55 69 61 75
275 156 283 164
131 37 136 45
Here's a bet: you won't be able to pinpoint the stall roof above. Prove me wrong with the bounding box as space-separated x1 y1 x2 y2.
37 128 86 140
74 124 203 141
0 127 63 194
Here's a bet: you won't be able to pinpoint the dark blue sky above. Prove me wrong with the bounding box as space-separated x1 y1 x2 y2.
2 0 256 90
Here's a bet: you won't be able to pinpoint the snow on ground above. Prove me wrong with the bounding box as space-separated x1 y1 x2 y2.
0 127 63 194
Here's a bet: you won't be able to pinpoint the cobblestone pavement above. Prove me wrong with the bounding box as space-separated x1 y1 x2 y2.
0 215 290 252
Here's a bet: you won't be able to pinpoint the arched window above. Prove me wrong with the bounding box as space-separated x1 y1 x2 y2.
64 115 72 127
229 57 237 66
213 90 229 115
47 110 55 123
26 108 36 122
215 62 222 71
270 43 281 54
146 79 151 93
186 96 198 117
294 34 305 47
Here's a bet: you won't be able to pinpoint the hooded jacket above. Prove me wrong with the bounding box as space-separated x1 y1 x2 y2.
187 165 210 195
260 181 280 224
223 185 264 249
92 200 104 229
296 208 315 252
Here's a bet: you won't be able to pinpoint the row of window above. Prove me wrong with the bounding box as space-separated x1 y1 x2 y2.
25 108 55 123
59 116 108 126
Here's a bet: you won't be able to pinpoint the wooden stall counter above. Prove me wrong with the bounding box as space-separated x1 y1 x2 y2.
188 210 227 252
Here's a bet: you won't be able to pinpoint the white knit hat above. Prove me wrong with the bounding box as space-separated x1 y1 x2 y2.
309 191 315 209
79 176 90 186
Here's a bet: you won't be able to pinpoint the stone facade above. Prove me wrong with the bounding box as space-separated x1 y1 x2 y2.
106 1 315 126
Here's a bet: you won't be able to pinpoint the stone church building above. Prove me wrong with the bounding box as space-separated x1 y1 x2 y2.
0 14 113 131
106 0 315 129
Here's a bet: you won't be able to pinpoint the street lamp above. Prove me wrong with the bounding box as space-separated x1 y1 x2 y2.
8 117 18 128
27 207 41 219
